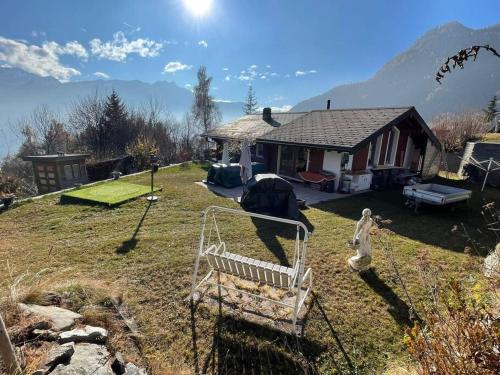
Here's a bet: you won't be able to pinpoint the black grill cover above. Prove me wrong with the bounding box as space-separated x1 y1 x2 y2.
240 173 299 219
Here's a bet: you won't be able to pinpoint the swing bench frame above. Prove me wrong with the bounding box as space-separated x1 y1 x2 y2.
190 206 313 334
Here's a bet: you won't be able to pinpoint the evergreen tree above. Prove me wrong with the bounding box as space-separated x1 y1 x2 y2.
243 85 258 115
483 95 498 122
101 90 128 157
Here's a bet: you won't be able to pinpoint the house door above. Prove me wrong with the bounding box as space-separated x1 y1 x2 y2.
279 146 307 178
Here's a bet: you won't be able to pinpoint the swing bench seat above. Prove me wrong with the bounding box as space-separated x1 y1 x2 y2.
191 206 313 335
205 243 298 289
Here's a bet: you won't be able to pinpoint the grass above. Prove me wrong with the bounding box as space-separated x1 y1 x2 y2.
480 133 500 143
0 163 498 374
61 180 161 206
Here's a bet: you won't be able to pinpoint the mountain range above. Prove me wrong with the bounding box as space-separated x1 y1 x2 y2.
1 21 499 158
292 22 500 117
0 68 245 157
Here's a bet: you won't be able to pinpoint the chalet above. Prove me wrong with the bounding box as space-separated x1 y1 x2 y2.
203 106 441 190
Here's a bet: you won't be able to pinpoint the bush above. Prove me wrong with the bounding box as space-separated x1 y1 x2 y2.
431 112 490 152
404 250 499 375
126 135 159 171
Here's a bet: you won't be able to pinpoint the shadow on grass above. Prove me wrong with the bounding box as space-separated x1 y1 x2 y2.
302 293 357 374
190 287 324 375
312 179 498 255
116 201 152 254
251 212 315 267
359 269 419 327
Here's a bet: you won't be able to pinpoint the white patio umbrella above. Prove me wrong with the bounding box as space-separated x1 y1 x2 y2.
239 140 253 191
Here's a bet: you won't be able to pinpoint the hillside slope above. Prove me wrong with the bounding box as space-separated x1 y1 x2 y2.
292 22 500 121
0 68 244 156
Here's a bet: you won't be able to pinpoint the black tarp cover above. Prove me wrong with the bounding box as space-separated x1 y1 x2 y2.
240 173 299 219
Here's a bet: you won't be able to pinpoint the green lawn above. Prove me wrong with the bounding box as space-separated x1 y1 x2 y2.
0 163 497 374
61 180 161 205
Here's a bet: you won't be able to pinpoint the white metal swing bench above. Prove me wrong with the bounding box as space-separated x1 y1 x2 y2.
190 206 313 334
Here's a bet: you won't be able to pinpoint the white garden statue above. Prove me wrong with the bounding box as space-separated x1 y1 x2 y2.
348 208 374 271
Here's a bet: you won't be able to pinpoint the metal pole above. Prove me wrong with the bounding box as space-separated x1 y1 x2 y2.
0 314 21 374
482 158 493 192
151 167 154 195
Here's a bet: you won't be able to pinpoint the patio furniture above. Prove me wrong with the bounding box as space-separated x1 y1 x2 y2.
298 171 336 191
240 173 299 219
206 162 266 188
190 206 313 335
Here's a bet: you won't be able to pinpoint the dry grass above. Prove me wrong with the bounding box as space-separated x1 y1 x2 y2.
1 163 498 374
481 133 500 143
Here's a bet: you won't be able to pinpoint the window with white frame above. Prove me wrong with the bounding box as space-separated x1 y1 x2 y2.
385 128 400 165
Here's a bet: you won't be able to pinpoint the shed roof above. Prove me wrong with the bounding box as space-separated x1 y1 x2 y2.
22 153 90 162
202 112 307 141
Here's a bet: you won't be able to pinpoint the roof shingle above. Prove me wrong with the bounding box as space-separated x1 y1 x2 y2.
203 112 307 140
258 107 413 149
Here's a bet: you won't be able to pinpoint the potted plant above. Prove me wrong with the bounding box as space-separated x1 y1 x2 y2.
111 171 122 180
1 193 15 208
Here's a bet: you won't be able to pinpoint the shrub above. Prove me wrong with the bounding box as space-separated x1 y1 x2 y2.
126 135 159 171
404 250 499 375
431 112 490 152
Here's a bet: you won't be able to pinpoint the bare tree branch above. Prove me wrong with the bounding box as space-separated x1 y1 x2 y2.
436 44 500 83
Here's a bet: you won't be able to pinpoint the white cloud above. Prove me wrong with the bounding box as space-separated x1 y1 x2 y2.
197 40 208 48
214 99 235 103
260 75 267 80
45 40 88 60
163 61 192 73
249 64 258 70
271 95 286 101
123 22 141 34
90 31 162 61
284 73 291 78
0 36 83 81
266 64 271 68
31 30 47 38
224 75 231 81
270 72 278 77
257 105 292 113
237 74 251 81
93 71 110 79
223 67 229 71
184 83 192 88
295 69 317 77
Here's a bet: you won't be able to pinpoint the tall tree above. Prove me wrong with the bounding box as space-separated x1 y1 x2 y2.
191 66 220 134
243 85 258 115
101 90 129 157
483 95 498 123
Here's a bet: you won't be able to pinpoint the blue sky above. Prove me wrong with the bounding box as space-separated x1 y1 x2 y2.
0 0 498 109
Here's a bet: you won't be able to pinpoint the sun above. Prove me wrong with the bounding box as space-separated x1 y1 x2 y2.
183 0 213 17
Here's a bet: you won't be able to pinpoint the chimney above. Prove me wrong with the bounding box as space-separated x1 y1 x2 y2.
326 100 331 110
263 107 272 121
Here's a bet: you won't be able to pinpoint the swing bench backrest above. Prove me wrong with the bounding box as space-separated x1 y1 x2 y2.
205 243 298 290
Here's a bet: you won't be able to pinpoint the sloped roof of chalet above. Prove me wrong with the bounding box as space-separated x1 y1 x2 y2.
257 106 441 151
203 112 308 141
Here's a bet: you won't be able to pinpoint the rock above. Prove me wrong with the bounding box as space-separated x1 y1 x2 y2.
50 343 114 375
32 329 59 341
124 363 147 375
34 342 75 374
19 303 81 331
111 352 126 374
59 325 108 344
